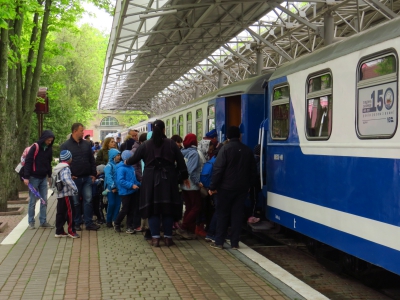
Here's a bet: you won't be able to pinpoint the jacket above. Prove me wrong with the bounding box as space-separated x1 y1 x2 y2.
116 163 141 195
180 146 202 191
209 138 257 192
60 136 96 177
53 163 78 197
104 148 120 191
24 130 55 179
130 142 143 181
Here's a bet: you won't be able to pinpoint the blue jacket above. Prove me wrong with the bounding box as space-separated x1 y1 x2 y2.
104 149 120 191
181 146 201 191
116 163 141 195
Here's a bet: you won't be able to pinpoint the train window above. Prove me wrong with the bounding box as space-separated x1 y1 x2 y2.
357 53 397 138
187 112 192 134
166 119 170 137
306 72 333 139
172 117 177 135
178 115 184 137
207 105 215 132
196 109 203 141
271 85 290 139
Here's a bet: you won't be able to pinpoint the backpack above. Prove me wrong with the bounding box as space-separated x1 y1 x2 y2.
200 156 216 188
15 143 39 181
50 171 65 193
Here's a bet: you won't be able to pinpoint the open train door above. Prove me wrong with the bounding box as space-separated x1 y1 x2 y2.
215 94 242 143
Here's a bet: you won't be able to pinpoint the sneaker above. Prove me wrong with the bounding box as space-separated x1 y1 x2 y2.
144 229 152 240
134 227 143 232
231 246 239 250
126 228 136 234
28 223 35 230
210 242 223 250
176 228 193 240
114 225 121 233
68 233 80 238
106 222 113 228
75 225 82 231
205 235 215 242
86 224 100 231
40 222 55 229
55 232 68 238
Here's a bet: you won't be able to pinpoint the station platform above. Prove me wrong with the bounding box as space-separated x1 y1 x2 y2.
0 194 328 300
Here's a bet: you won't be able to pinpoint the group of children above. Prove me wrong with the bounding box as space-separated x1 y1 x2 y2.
53 148 141 238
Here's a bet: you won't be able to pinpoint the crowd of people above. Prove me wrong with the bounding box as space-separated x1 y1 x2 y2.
23 121 259 249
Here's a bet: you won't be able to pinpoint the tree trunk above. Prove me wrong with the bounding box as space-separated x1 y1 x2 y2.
0 27 9 211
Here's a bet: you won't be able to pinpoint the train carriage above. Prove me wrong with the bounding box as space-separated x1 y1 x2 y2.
261 17 400 275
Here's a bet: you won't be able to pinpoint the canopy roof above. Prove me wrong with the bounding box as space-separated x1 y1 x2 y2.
99 0 400 115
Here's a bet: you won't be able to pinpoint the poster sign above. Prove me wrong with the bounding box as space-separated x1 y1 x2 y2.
358 81 397 136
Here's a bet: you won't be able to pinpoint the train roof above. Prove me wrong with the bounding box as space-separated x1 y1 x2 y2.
271 17 400 80
157 71 273 119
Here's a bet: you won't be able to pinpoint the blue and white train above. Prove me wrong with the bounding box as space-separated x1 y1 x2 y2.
130 17 400 276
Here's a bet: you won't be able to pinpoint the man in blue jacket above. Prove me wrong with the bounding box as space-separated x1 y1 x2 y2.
24 130 55 230
209 126 257 250
60 123 100 231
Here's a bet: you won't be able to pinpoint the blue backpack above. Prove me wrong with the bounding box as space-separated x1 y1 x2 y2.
200 156 216 188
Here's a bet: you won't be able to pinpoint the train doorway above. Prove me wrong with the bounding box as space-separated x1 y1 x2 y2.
226 95 241 128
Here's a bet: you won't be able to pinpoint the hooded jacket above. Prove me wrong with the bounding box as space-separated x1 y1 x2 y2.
116 163 141 196
53 163 78 197
24 130 55 179
180 146 202 191
104 148 120 191
60 135 96 177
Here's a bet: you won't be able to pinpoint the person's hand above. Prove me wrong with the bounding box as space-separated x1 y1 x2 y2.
23 179 29 186
72 176 77 180
208 190 217 196
198 182 203 188
90 176 96 183
183 179 190 189
133 185 139 189
112 188 117 193
47 177 52 186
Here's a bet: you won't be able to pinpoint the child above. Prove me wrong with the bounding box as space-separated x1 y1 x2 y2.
114 150 140 233
104 148 121 228
92 164 106 224
53 150 80 238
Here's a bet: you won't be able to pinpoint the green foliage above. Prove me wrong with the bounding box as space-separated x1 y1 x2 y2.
376 56 396 76
31 23 108 142
119 112 149 127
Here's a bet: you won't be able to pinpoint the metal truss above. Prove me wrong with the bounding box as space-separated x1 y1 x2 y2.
98 0 400 115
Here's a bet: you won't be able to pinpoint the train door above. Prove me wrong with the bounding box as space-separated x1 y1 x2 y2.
226 95 241 127
215 98 226 142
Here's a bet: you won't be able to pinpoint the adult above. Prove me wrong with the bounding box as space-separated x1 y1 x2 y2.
125 129 139 151
119 135 131 152
84 134 94 148
24 130 55 229
116 136 121 150
60 123 100 231
209 126 257 250
92 142 101 155
176 133 203 240
95 137 116 166
126 120 189 247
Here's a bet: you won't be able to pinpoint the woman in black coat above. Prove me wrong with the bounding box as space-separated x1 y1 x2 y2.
126 120 189 247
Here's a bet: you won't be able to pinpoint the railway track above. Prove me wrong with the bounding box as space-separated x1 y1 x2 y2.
241 222 400 300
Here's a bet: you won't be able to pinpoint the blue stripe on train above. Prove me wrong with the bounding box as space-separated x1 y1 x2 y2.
268 206 400 275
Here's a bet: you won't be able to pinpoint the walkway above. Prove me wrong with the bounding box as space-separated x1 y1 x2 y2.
0 194 328 300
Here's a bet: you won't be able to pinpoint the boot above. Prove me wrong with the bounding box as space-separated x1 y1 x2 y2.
152 238 160 247
195 224 207 238
164 237 175 247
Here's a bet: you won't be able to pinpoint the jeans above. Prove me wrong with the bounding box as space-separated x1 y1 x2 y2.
28 176 48 225
148 214 174 238
72 176 94 227
207 194 218 237
215 189 247 247
106 192 121 223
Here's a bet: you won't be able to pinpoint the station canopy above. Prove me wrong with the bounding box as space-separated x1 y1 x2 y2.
98 0 400 115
